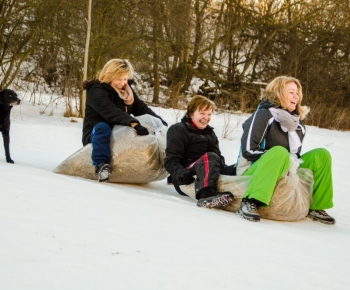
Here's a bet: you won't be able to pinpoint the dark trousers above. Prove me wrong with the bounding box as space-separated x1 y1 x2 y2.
186 152 236 195
89 122 112 167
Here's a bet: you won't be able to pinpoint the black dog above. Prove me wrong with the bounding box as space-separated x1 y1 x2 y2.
0 89 21 163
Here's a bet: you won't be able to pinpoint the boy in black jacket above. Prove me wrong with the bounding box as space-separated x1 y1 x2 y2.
165 95 235 208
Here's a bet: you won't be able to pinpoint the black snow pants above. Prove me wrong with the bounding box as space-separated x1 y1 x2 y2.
186 152 236 195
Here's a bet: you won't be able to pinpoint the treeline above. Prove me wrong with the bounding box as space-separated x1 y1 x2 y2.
1 0 349 129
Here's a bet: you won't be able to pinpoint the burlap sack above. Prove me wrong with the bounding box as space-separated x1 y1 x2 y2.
54 114 168 183
180 175 251 212
257 168 313 221
180 168 313 221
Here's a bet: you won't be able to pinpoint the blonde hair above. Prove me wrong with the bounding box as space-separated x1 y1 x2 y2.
262 76 310 120
97 59 134 83
186 95 217 118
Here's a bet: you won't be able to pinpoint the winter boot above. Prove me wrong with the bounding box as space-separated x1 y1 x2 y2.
307 210 335 225
238 198 260 222
95 163 112 182
196 187 234 209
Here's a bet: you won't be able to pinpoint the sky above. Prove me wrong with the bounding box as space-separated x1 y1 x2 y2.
1 94 349 290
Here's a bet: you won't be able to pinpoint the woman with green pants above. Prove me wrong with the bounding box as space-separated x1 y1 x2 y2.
236 76 335 224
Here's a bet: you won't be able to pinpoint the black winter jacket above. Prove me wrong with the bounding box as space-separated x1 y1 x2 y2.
236 100 306 175
82 79 162 145
164 116 226 181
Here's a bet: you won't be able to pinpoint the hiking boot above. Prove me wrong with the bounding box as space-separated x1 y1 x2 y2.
196 187 234 208
307 210 335 225
238 198 260 222
197 192 234 208
95 163 112 182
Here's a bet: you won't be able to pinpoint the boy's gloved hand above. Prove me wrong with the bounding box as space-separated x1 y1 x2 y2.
180 171 195 185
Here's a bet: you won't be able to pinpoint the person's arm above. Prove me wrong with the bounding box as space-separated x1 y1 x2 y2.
87 85 139 126
164 124 190 181
241 110 272 162
212 133 226 166
296 122 306 156
131 86 168 126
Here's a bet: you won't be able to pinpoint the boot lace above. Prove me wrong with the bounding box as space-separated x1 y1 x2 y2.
316 210 329 217
246 201 257 213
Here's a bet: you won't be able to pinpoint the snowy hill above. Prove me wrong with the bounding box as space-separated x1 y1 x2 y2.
1 100 349 290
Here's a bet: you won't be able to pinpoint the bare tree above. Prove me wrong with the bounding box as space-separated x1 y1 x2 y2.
81 0 92 118
0 0 43 89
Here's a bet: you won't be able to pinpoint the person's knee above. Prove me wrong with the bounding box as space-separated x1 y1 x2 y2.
94 122 111 135
206 152 221 163
269 146 289 160
317 148 331 159
313 148 332 164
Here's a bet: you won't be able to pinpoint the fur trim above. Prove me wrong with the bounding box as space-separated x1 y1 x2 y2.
82 79 101 91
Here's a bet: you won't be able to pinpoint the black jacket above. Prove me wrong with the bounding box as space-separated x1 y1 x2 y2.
82 79 163 145
164 116 225 181
236 100 306 175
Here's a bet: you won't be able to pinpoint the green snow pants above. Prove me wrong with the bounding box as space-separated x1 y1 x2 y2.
242 146 334 210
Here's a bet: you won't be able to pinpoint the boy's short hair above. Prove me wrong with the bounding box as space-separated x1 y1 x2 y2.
186 95 216 118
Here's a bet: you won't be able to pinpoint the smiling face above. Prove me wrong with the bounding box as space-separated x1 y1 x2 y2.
190 107 212 130
110 73 129 90
283 82 299 112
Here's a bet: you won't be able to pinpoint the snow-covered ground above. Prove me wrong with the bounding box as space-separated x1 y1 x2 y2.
1 97 349 290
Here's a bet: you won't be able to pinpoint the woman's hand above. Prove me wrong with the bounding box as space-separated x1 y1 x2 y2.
134 124 149 136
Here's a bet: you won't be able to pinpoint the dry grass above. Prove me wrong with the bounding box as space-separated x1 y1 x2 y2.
304 101 350 131
213 90 350 131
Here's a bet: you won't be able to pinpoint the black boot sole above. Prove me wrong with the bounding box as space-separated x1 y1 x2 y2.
238 209 260 222
307 216 335 225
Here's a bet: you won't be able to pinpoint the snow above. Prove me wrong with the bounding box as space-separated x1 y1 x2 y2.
1 98 350 290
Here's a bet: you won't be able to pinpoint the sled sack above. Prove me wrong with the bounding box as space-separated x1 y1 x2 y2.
180 168 313 221
54 114 168 183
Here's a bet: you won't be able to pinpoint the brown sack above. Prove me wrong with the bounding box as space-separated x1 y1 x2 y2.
54 114 168 184
180 175 251 212
257 168 313 221
180 168 313 221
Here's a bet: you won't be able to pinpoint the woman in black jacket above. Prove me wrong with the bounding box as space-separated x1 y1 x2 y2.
165 95 236 208
82 59 167 182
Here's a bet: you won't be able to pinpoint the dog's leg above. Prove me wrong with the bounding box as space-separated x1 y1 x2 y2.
2 131 14 163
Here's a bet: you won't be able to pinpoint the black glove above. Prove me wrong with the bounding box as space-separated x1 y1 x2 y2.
160 118 168 127
179 171 195 185
134 124 149 136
